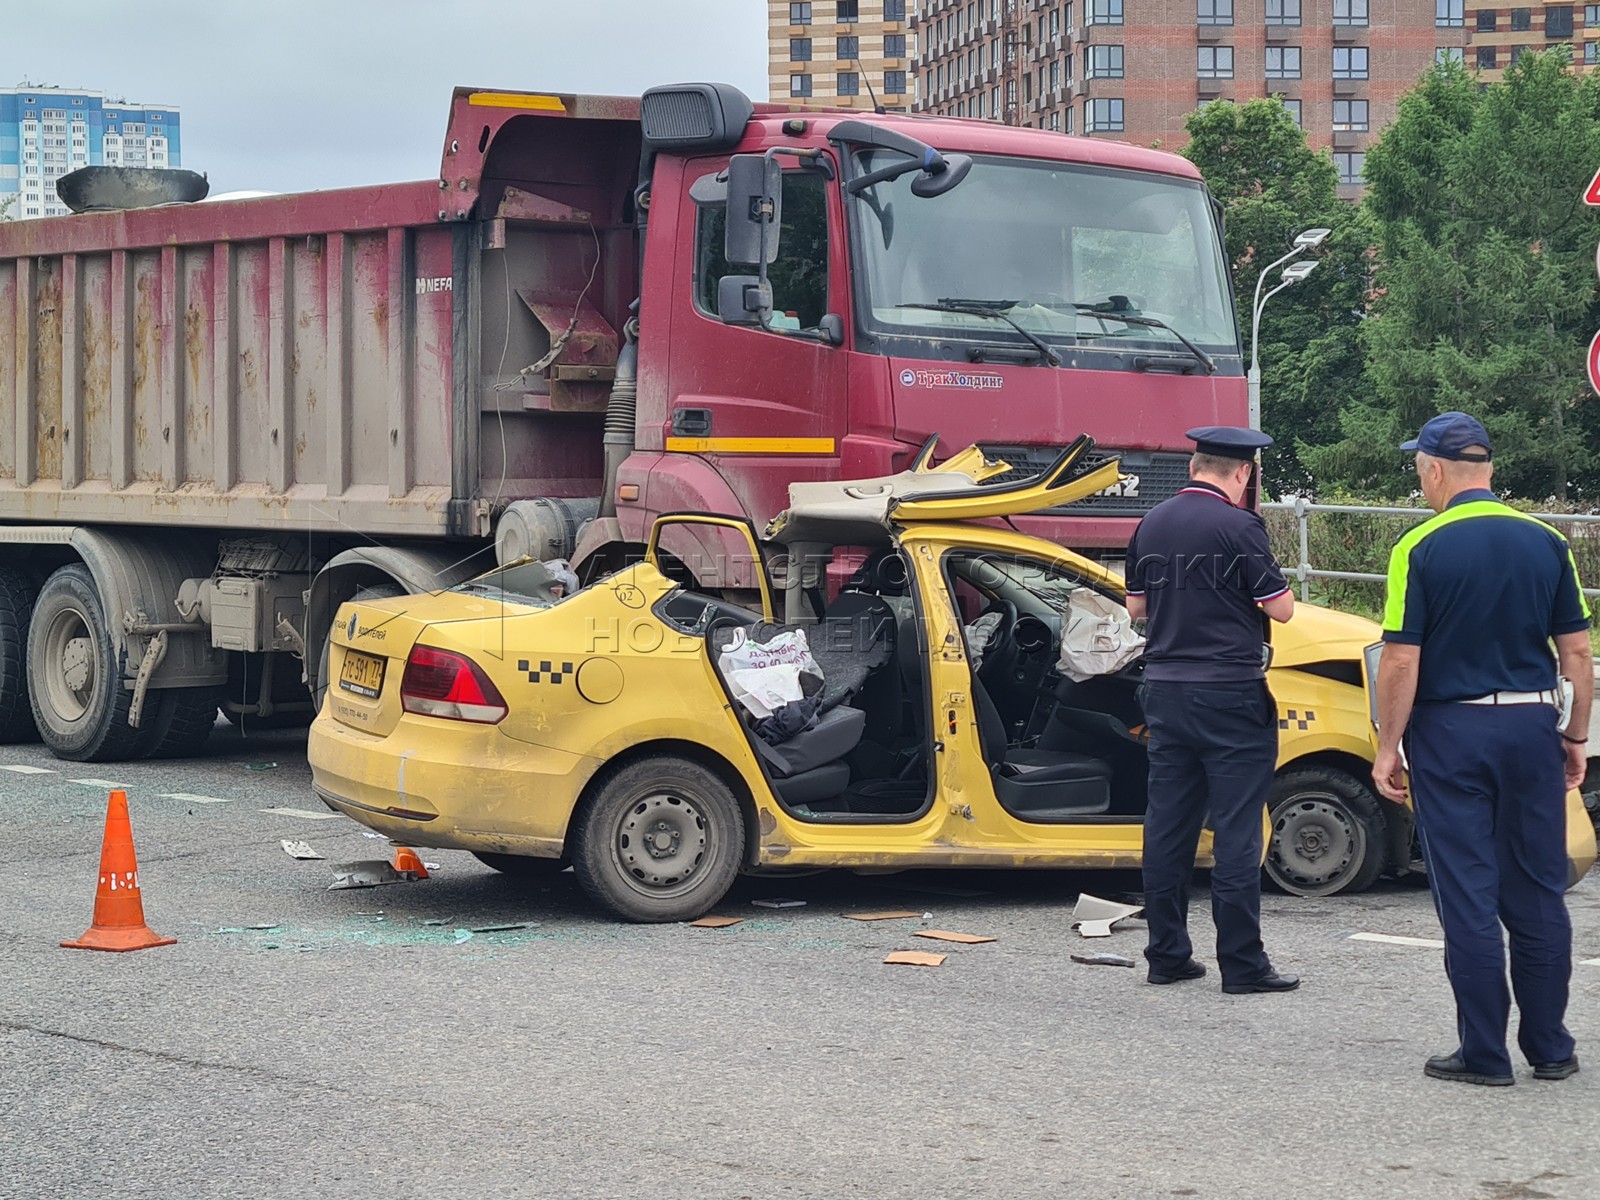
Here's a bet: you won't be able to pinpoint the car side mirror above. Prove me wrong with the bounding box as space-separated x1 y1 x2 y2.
724 153 783 267
717 275 772 326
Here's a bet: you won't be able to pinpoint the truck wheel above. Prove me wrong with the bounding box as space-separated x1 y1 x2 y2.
137 688 221 759
311 583 402 710
27 565 143 762
0 567 40 743
472 851 569 879
1266 767 1388 897
571 756 744 922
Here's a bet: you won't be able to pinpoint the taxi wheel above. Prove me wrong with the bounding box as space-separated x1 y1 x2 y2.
1265 767 1388 898
572 755 745 923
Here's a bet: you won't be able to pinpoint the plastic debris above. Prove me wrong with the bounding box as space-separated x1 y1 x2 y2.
752 898 806 909
1071 893 1145 938
453 929 474 944
690 916 744 929
423 862 441 870
884 950 946 967
914 930 995 945
280 840 323 860
844 910 923 921
247 923 279 931
361 832 388 840
327 861 408 890
1070 952 1137 968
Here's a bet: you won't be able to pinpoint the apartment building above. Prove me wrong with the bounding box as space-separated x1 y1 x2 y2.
1464 3 1598 73
768 0 918 112
1 85 182 220
913 1 1463 194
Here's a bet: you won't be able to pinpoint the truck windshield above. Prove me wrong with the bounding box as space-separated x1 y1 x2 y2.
851 152 1238 358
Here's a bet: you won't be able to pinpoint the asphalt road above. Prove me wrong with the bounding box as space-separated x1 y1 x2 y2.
2 723 1598 1200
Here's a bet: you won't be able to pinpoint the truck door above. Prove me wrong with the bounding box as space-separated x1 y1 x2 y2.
661 157 850 530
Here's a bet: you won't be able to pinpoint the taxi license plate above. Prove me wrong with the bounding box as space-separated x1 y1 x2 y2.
339 650 386 699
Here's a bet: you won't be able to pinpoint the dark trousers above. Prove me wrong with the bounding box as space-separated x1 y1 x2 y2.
1140 679 1276 985
1405 703 1575 1075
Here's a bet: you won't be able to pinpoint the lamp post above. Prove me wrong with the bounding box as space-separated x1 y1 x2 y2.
1247 227 1331 431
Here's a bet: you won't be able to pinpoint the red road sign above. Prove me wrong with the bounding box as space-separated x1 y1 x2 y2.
1588 330 1600 397
1586 168 1600 206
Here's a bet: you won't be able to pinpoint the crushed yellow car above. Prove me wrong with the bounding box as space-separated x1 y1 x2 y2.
308 437 1597 921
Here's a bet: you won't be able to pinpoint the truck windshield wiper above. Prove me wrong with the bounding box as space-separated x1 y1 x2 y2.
1071 303 1216 374
896 300 1062 366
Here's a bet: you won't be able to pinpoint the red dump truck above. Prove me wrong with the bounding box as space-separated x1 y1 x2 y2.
0 83 1245 762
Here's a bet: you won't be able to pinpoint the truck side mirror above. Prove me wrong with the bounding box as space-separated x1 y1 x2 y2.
725 154 782 267
716 275 772 326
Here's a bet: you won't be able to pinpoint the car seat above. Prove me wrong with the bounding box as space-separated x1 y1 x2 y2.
974 681 1112 821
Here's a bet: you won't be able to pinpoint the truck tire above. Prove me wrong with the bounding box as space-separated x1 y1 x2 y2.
27 564 144 762
0 567 40 743
137 687 221 759
571 755 745 922
1265 766 1388 897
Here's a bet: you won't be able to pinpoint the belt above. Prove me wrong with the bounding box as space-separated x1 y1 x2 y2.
1458 689 1559 706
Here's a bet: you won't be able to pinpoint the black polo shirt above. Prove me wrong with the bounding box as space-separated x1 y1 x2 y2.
1382 488 1591 702
1125 481 1290 682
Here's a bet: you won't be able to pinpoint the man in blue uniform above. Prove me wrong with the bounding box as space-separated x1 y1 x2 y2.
1125 427 1300 994
1373 412 1592 1086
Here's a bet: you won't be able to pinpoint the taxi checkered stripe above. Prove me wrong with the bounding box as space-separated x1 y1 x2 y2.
1279 709 1316 731
519 659 574 684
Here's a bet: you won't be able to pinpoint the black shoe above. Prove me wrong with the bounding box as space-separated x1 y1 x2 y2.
1147 959 1207 985
1424 1053 1514 1087
1222 971 1301 994
1532 1055 1580 1081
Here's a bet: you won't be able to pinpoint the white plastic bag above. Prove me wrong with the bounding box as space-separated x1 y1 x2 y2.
1058 591 1145 682
965 611 1004 672
718 628 823 719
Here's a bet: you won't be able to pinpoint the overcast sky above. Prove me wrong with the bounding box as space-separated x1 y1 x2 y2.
6 0 770 194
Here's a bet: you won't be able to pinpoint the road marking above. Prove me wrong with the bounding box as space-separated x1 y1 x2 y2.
69 778 127 790
157 793 233 805
261 807 343 821
1582 957 1600 967
1350 932 1446 949
0 764 57 775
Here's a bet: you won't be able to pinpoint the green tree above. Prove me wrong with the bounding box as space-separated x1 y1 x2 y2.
0 194 14 222
1181 98 1369 494
1306 51 1600 500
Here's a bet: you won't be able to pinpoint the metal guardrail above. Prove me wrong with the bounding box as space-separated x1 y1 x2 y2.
1261 498 1600 601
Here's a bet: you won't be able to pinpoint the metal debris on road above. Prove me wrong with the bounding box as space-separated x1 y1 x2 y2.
690 916 744 929
752 898 806 909
914 930 995 945
1348 932 1446 949
421 919 448 926
1071 893 1144 938
280 840 323 860
883 950 946 967
844 910 923 921
1070 952 1137 968
470 923 532 933
327 861 410 889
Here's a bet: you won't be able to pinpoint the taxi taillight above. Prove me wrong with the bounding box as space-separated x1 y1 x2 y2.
400 646 508 724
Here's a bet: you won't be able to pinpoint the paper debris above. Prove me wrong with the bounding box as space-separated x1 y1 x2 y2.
1071 893 1145 938
361 832 388 840
752 898 806 909
690 916 744 929
844 910 923 921
1070 952 1137 968
884 950 946 967
280 840 323 860
914 930 995 944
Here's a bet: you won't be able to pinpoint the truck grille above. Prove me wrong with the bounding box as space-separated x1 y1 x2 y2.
975 445 1191 517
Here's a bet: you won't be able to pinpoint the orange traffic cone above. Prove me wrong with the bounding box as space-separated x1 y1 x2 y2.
393 846 429 879
61 790 177 953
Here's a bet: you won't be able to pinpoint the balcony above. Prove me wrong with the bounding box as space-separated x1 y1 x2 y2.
1332 23 1366 44
1332 76 1366 94
1332 129 1364 149
1196 23 1230 42
1264 23 1293 42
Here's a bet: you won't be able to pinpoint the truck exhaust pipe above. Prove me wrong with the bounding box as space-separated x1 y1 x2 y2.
598 317 640 519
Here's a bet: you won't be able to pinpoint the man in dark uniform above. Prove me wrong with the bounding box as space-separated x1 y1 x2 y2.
1373 412 1592 1086
1124 427 1300 994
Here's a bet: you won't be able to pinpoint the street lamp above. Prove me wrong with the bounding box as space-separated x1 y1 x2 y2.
1248 227 1331 431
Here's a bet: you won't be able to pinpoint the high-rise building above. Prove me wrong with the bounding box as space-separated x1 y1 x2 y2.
914 1 1472 195
1467 3 1593 74
0 85 182 220
768 1 918 112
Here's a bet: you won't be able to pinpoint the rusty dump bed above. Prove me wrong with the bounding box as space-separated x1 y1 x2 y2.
0 88 643 539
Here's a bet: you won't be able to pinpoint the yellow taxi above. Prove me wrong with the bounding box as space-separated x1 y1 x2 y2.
308 438 1597 921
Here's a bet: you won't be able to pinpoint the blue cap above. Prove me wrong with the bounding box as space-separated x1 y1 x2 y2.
1186 426 1274 460
1399 412 1492 462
